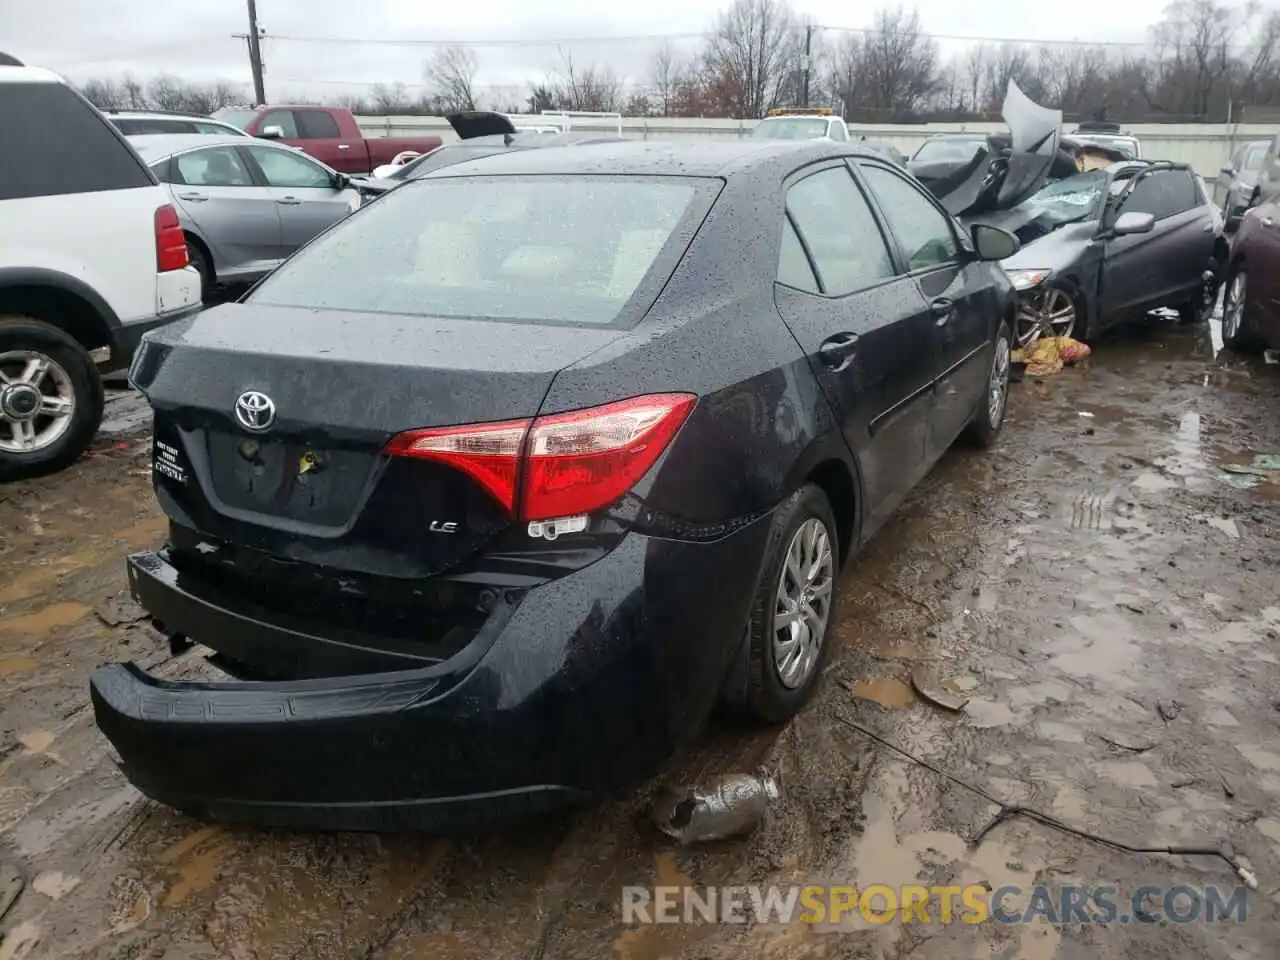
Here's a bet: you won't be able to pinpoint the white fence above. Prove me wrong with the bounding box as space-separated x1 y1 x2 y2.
355 113 1280 176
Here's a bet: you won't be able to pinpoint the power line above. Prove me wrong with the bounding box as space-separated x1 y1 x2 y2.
264 27 1153 50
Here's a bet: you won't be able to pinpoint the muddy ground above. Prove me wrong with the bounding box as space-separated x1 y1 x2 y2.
1 316 1279 959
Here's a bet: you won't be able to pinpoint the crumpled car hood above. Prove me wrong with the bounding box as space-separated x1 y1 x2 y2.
917 80 1064 217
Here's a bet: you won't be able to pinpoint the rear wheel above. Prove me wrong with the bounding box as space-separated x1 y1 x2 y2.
1222 266 1265 353
0 317 104 481
963 320 1011 449
1178 272 1218 325
187 239 213 301
744 484 839 725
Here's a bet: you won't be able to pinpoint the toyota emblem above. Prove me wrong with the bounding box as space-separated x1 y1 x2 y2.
234 390 276 433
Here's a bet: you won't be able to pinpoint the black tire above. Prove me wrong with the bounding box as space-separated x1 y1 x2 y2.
1221 265 1265 353
0 317 104 482
1177 273 1218 325
963 319 1012 449
744 484 840 725
187 239 213 301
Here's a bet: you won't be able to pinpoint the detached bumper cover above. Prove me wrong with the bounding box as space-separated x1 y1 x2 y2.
91 519 771 831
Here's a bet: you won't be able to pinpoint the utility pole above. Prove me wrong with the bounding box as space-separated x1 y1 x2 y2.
245 0 266 105
801 22 813 107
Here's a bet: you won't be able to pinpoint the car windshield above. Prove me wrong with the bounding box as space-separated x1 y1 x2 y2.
751 118 829 140
211 107 256 130
1013 170 1108 225
248 176 707 325
912 138 984 163
389 145 502 181
1243 144 1267 171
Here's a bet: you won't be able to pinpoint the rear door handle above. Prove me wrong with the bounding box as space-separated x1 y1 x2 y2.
931 297 955 325
818 332 859 371
276 196 302 205
337 144 351 150
176 192 208 202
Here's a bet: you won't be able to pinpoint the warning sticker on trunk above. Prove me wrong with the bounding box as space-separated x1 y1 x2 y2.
154 440 188 485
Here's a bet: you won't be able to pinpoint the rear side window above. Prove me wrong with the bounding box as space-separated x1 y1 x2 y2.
296 110 341 139
777 218 819 293
0 83 153 200
1122 170 1200 220
249 176 709 326
113 118 198 135
786 166 894 295
259 109 299 138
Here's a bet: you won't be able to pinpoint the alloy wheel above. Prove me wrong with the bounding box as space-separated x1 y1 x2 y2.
0 350 75 455
988 335 1010 428
772 517 834 690
1015 286 1075 346
1223 272 1246 340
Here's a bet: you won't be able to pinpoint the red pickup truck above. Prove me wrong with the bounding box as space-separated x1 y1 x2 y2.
210 105 442 175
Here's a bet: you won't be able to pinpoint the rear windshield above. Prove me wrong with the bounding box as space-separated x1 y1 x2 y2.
0 83 154 200
389 145 500 181
912 138 984 163
249 175 709 325
752 118 829 140
211 107 257 130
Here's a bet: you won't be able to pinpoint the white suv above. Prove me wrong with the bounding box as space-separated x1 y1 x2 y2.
0 57 201 480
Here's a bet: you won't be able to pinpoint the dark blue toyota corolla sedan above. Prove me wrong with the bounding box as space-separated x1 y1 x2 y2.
91 140 1020 831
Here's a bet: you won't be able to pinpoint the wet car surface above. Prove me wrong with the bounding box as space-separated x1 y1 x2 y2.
2 310 1279 958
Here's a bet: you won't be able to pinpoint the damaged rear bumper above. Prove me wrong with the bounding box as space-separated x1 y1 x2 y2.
90 518 772 832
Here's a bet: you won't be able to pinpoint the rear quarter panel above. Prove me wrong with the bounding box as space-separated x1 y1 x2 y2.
1235 206 1280 341
0 186 192 324
538 174 856 531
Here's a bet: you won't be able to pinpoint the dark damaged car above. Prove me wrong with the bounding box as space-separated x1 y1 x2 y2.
910 82 1225 344
91 139 1022 831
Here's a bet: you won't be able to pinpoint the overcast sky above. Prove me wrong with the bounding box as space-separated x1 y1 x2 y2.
4 0 1173 103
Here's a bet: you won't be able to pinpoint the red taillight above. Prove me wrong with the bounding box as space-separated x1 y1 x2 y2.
385 393 696 521
154 204 188 272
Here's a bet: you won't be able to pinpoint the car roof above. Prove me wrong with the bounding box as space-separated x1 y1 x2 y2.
126 133 273 157
0 64 64 84
426 138 884 179
107 110 229 122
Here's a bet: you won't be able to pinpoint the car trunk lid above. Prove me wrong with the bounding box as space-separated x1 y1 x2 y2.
135 303 625 575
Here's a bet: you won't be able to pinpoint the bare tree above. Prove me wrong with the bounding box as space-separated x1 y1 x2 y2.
649 41 685 116
425 45 479 113
1151 0 1236 116
858 5 939 114
551 50 622 112
964 44 988 113
704 0 799 117
369 82 413 115
80 78 126 110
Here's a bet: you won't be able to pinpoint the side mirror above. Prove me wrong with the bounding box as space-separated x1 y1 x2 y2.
1112 211 1155 236
970 223 1020 261
1221 165 1235 176
332 172 351 190
259 125 284 140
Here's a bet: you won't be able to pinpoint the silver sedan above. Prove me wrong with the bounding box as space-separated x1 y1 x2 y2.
128 134 362 298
